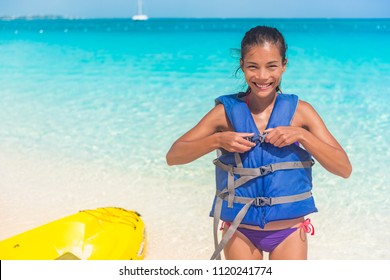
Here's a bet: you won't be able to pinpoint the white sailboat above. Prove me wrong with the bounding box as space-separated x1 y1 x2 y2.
132 0 148 21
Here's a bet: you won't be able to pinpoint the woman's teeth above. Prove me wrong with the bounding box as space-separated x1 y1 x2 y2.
254 82 272 89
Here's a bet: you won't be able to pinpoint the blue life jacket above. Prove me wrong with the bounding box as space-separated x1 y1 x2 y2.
210 92 317 260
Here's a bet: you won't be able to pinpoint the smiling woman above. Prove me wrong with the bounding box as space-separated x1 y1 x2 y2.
166 25 351 260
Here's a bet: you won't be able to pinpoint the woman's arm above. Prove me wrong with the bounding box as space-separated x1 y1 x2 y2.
166 104 255 165
265 100 352 178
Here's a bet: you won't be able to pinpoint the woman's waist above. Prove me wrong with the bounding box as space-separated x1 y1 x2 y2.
223 217 306 231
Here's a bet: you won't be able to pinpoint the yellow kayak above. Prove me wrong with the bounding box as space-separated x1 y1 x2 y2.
0 207 146 260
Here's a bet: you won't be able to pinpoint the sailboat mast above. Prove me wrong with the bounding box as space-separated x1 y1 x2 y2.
138 0 143 15
132 0 148 21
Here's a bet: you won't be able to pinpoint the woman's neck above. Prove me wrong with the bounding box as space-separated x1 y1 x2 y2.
247 91 277 115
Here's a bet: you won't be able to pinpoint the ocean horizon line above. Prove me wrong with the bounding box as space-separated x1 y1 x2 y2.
1 17 387 34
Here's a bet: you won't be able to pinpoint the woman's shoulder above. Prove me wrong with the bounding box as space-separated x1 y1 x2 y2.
204 103 230 132
215 92 246 104
293 98 322 128
296 99 317 115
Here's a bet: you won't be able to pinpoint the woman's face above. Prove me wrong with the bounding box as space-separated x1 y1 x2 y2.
241 42 287 98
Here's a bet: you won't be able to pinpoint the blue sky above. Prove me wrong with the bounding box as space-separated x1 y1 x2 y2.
0 0 389 18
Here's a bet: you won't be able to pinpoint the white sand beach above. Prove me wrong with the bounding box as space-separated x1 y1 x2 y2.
1 150 389 260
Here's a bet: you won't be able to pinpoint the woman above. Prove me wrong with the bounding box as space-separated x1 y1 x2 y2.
166 26 351 260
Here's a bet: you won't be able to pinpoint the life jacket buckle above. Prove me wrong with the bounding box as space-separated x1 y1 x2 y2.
259 165 273 176
258 132 268 143
244 135 256 143
245 133 267 144
254 197 272 207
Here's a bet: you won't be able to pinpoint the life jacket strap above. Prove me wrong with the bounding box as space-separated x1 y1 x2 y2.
211 195 252 260
213 158 314 177
217 190 313 206
214 156 314 209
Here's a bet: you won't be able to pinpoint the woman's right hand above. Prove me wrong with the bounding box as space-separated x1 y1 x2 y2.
166 104 255 165
217 131 256 153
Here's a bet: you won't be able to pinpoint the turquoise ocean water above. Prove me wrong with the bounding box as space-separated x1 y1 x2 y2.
0 18 389 259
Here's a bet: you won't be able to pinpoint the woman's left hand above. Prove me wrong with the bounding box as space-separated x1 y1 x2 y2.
264 127 304 148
